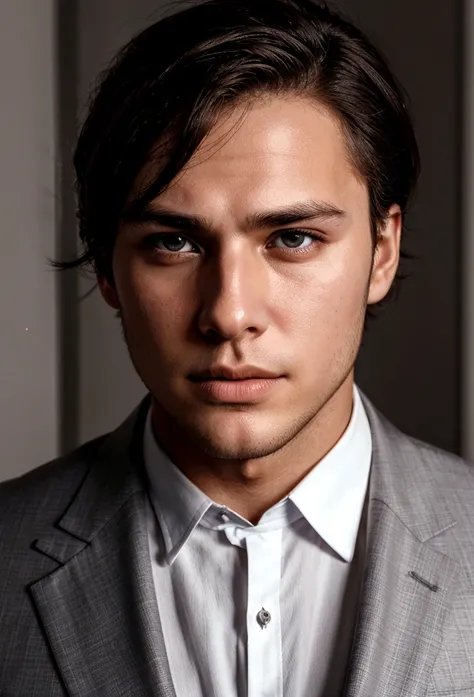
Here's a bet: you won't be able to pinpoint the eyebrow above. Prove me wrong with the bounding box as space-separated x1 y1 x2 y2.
122 200 347 232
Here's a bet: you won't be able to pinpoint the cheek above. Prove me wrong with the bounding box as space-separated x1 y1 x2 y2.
132 287 191 340
282 247 370 330
114 261 187 338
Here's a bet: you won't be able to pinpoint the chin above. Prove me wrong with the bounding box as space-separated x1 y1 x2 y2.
187 412 290 461
198 438 281 461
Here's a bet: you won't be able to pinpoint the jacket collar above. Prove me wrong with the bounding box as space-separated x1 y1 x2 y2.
360 392 456 541
34 395 151 566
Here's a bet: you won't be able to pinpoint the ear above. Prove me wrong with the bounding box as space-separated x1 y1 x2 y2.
97 274 121 310
367 204 402 305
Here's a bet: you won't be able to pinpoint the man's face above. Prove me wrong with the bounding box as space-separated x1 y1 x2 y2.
100 96 400 461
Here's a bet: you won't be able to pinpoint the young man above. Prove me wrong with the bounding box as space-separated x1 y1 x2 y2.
1 0 473 695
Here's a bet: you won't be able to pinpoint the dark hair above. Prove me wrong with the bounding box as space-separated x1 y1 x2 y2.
58 0 420 310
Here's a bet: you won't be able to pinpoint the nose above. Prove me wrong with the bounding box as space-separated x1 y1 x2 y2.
197 245 270 342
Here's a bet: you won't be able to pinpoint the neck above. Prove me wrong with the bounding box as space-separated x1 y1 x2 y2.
151 377 354 524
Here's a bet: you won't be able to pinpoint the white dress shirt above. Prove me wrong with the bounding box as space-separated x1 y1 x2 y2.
144 386 372 697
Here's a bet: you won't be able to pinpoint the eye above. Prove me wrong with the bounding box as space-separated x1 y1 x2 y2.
143 233 198 254
141 228 324 258
270 229 323 251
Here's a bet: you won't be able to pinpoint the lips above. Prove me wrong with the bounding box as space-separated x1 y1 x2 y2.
191 376 284 403
190 365 282 382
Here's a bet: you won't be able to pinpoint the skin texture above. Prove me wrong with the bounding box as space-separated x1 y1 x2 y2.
99 96 401 523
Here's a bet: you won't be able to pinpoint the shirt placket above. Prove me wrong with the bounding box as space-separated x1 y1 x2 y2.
244 529 283 697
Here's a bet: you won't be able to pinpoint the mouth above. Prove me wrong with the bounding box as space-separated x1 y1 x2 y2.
191 377 265 382
189 365 283 382
189 372 285 403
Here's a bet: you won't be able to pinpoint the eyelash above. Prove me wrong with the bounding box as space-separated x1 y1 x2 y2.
142 229 324 259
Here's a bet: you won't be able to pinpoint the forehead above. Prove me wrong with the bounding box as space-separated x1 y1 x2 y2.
140 96 368 220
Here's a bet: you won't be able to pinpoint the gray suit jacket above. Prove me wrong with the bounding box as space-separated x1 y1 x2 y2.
1 394 474 697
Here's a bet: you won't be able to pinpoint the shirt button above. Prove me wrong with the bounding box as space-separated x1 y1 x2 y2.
257 608 272 629
218 511 230 523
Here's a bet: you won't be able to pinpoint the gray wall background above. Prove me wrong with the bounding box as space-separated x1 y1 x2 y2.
0 0 58 480
0 0 464 480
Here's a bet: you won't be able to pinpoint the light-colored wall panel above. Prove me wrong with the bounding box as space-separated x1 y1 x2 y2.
0 0 58 480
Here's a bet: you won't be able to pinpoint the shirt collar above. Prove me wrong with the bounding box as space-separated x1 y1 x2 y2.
144 385 372 565
288 386 372 562
143 416 213 564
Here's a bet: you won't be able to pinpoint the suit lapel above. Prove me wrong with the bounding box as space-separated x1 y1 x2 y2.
344 498 459 697
30 398 176 697
344 395 461 697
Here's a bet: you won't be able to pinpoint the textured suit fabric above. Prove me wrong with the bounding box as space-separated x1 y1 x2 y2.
0 392 473 697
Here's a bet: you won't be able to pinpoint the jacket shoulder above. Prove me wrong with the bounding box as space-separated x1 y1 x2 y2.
370 399 474 491
403 431 474 489
409 430 473 470
0 435 108 537
384 422 474 524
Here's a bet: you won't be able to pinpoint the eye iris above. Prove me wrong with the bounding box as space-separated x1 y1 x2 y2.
162 235 187 252
282 232 305 248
